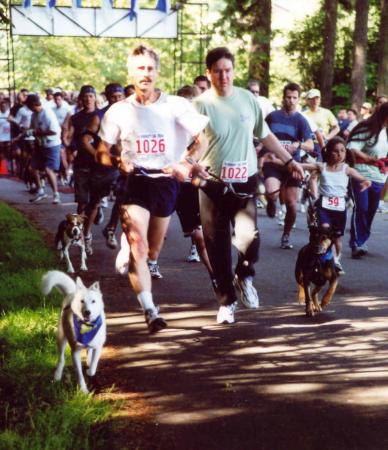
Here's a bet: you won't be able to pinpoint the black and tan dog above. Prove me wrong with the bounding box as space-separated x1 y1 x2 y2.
295 226 338 317
55 213 87 273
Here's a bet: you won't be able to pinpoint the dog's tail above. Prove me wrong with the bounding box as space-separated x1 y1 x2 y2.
41 270 76 297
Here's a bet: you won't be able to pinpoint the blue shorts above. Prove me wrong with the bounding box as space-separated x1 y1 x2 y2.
30 145 61 171
123 174 180 217
316 197 346 237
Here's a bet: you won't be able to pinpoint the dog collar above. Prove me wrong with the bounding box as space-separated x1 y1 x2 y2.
73 315 103 346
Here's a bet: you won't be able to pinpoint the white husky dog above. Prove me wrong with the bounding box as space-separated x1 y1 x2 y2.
42 270 106 393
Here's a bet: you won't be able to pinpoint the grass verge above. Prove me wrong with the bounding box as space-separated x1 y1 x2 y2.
0 202 117 450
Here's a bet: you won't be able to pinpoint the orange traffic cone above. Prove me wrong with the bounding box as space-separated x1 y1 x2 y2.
0 158 8 175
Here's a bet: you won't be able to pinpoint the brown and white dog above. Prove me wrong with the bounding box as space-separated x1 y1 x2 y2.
55 213 87 273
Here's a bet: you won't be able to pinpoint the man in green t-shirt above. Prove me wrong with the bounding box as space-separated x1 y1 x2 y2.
192 47 304 325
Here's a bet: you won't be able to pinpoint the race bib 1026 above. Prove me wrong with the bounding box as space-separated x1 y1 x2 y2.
220 160 248 183
135 134 166 155
322 196 345 211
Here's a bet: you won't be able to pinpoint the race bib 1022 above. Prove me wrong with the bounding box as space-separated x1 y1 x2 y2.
220 160 248 183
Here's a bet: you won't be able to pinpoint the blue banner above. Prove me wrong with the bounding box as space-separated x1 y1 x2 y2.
48 0 56 7
22 0 31 7
155 0 169 13
129 0 137 20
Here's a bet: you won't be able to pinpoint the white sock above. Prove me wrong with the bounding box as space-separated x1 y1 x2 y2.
334 254 341 263
137 291 155 311
148 259 157 265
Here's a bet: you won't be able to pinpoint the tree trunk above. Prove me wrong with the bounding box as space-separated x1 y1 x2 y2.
248 0 271 97
320 0 338 108
376 0 388 96
350 0 369 112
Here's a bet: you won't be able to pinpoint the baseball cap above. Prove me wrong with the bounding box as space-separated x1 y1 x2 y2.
305 88 321 99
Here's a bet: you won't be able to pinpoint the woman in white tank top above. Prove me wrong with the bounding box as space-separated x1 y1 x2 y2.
302 137 371 274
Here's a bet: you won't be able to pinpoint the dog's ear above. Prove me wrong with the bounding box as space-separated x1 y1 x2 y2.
89 281 100 292
76 277 85 290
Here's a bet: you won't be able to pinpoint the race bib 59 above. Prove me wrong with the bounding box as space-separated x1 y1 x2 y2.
322 196 345 211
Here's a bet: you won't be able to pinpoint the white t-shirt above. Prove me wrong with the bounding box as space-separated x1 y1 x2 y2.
0 110 11 142
14 105 32 130
52 103 71 127
99 92 209 171
256 95 275 118
31 106 62 148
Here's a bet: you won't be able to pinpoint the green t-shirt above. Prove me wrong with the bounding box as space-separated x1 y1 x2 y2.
193 86 269 180
347 128 388 183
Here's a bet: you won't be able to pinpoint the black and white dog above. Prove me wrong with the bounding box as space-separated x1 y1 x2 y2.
55 213 87 273
42 270 106 393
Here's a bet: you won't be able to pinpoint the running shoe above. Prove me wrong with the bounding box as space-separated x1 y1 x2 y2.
216 302 237 324
30 189 48 203
102 227 118 249
84 234 93 256
115 233 130 275
144 307 167 333
233 275 259 309
334 261 346 276
100 196 109 208
186 244 200 263
148 261 163 279
280 234 293 249
52 192 61 204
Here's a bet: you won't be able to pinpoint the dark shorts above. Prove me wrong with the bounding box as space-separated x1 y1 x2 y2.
123 174 180 218
89 166 119 198
74 165 119 205
262 162 301 188
316 197 346 237
175 182 201 236
30 145 61 171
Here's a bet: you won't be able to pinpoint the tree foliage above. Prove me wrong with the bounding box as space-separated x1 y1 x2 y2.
286 0 381 108
215 0 272 95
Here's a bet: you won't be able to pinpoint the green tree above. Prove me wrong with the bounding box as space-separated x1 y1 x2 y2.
376 0 388 95
350 0 369 110
216 0 272 96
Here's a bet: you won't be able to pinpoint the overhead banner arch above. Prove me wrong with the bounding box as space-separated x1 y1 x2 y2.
10 1 178 38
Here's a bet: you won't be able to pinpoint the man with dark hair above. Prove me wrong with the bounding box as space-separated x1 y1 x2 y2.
193 75 210 93
193 48 304 324
81 82 125 251
25 94 62 203
64 85 99 253
263 82 313 249
96 45 208 333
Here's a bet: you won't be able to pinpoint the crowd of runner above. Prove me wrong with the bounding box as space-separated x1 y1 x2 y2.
0 45 387 331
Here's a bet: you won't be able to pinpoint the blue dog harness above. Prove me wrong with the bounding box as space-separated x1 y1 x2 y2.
73 315 103 346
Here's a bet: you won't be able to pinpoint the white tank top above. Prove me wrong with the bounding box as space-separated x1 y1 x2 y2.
319 163 349 197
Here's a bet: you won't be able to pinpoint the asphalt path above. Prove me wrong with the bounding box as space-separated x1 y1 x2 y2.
1 176 388 450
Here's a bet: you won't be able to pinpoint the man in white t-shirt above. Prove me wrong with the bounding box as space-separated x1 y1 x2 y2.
25 94 62 204
96 45 208 333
